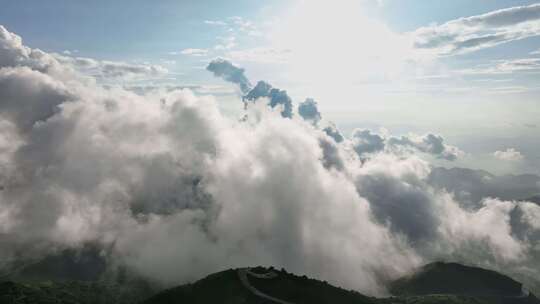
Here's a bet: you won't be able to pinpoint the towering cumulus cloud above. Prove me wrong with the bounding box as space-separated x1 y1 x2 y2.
1 25 540 296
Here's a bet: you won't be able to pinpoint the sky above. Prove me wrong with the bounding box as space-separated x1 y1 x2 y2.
2 0 540 297
1 0 539 174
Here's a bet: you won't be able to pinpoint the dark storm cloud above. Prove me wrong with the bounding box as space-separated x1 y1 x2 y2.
318 138 344 171
206 58 252 94
298 98 322 125
244 80 293 118
206 59 293 118
323 123 344 143
351 129 385 157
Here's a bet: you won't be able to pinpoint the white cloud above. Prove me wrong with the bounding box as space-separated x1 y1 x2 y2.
413 3 540 56
205 17 261 53
0 25 420 294
54 54 168 81
460 57 540 74
99 60 167 78
227 16 261 36
519 202 540 230
1 24 540 296
440 198 527 262
204 20 227 26
192 84 236 95
0 25 66 74
491 58 540 72
227 47 291 63
265 0 414 85
214 36 236 50
160 59 176 65
493 148 524 161
180 48 209 57
205 17 260 36
0 67 71 131
486 86 531 94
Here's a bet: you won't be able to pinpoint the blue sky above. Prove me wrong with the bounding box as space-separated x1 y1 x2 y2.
1 0 539 174
0 0 272 58
3 0 538 55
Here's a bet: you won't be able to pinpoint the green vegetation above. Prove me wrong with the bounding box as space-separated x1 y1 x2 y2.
389 262 540 304
379 295 489 304
246 267 377 304
390 262 523 296
140 269 260 304
1 262 539 304
0 280 147 304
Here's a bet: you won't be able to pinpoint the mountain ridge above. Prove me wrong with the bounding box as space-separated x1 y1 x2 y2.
1 261 538 304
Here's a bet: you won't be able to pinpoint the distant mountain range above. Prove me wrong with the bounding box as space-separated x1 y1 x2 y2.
524 195 540 204
428 167 540 206
2 260 538 303
389 262 539 303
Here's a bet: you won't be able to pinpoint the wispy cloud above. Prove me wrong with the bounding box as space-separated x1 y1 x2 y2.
180 48 209 57
530 48 540 55
459 57 540 74
227 47 291 63
227 16 262 36
204 20 227 26
487 86 531 94
54 54 168 81
204 16 263 53
214 36 237 51
413 3 540 56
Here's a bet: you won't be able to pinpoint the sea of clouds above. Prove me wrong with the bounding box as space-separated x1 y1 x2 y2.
0 25 539 295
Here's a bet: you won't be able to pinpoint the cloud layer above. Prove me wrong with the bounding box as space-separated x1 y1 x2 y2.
1 25 540 296
351 129 464 161
428 167 540 206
